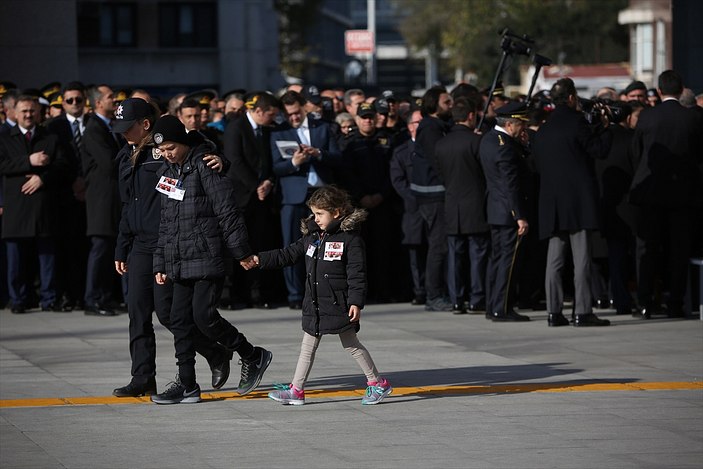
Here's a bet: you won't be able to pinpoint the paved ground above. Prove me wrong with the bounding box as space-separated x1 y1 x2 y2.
1 303 701 468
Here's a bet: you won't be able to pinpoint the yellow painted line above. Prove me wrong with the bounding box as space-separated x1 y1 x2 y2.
0 381 700 409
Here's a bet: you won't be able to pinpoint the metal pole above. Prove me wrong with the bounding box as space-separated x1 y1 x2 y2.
367 0 376 85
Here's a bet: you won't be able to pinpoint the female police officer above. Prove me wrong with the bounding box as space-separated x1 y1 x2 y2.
111 98 232 397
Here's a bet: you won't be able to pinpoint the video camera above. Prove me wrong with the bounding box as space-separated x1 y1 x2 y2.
579 98 630 125
499 28 534 57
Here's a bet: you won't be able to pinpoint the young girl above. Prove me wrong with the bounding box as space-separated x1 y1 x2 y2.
242 186 391 405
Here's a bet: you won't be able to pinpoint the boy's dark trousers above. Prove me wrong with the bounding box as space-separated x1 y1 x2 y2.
127 253 228 385
169 277 252 387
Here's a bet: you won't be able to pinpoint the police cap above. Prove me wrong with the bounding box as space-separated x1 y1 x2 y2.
495 101 529 121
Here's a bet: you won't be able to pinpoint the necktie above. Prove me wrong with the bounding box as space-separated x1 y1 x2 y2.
298 126 321 187
254 126 262 140
25 130 32 144
72 120 83 151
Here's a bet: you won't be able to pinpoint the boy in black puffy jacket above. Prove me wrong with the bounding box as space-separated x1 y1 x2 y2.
151 115 272 404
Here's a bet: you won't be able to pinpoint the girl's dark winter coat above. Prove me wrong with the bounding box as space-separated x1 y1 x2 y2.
153 143 252 280
257 209 368 336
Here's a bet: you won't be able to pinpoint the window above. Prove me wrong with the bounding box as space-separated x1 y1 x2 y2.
77 2 137 47
635 23 653 74
159 2 217 48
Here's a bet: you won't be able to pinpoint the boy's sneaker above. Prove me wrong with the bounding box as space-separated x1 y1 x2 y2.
361 378 392 405
268 383 305 405
151 379 201 405
237 347 273 395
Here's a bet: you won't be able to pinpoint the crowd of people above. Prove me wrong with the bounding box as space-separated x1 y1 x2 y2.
0 71 701 326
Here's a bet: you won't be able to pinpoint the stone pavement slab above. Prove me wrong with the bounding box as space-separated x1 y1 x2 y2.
0 303 701 468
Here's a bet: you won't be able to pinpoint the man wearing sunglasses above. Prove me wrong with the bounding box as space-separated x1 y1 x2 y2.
44 82 90 312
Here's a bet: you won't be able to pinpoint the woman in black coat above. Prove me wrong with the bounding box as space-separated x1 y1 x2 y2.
111 98 231 398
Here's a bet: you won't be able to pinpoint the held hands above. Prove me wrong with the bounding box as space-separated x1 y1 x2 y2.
203 154 224 173
517 218 529 237
257 179 273 201
348 305 361 322
240 255 260 270
115 261 128 276
21 175 43 195
155 272 168 285
29 151 49 166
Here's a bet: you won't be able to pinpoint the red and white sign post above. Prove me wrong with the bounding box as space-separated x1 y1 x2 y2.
345 30 375 55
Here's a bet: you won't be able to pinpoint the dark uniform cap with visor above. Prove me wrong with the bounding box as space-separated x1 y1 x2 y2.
112 98 155 134
495 101 529 121
302 85 322 105
357 102 376 118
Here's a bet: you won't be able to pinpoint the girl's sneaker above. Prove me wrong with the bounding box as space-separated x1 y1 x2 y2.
361 378 392 405
268 383 305 405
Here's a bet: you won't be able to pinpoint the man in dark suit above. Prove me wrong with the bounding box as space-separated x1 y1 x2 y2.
630 70 703 319
479 102 531 322
0 95 69 314
44 81 90 311
0 90 19 135
594 101 643 315
435 96 490 314
223 91 281 308
410 86 454 311
533 78 613 327
82 84 122 316
390 109 427 305
270 91 341 309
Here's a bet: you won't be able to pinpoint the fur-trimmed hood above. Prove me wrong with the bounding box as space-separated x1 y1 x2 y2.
300 208 367 235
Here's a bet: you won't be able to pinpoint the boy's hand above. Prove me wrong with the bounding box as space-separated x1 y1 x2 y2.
155 272 168 284
348 305 360 322
240 255 259 270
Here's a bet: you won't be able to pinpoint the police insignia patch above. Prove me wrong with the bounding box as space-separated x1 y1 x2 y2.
115 105 123 119
152 148 161 159
154 133 164 144
498 134 504 146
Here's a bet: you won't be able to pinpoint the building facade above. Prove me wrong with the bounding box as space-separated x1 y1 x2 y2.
0 0 283 97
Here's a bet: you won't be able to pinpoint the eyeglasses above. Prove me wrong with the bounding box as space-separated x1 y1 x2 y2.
64 97 84 105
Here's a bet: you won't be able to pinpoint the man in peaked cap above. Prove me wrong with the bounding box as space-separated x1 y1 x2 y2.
185 89 217 125
479 100 531 322
41 82 62 100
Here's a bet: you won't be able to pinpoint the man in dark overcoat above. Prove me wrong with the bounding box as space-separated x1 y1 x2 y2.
0 95 69 314
82 84 122 316
44 81 90 311
435 96 489 314
223 91 281 308
532 78 612 327
390 109 427 305
629 70 703 318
